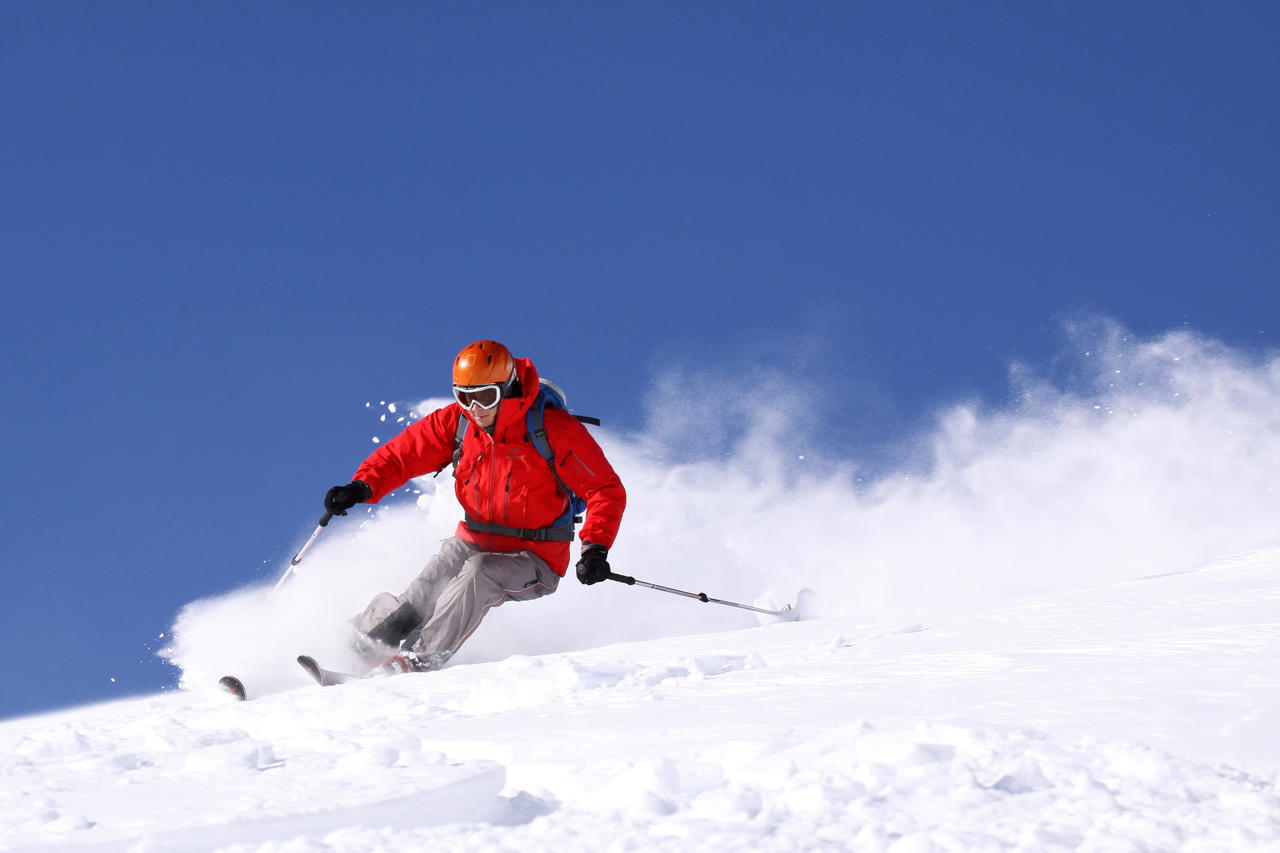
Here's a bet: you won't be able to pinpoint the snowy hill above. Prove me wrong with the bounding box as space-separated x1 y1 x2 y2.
7 326 1280 850
4 546 1279 852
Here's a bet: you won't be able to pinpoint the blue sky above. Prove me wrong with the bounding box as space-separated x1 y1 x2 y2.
1 2 1277 719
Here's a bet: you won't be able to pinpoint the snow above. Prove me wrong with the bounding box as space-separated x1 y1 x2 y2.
3 548 1279 851
6 325 1280 850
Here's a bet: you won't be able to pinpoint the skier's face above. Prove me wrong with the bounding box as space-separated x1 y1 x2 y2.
468 400 498 429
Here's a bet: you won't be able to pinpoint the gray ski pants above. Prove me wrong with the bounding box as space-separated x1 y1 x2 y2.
352 536 559 663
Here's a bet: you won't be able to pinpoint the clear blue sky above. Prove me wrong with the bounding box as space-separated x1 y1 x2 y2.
1 2 1276 719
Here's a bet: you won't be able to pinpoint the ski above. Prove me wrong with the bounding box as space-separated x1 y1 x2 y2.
217 658 359 701
218 675 247 701
297 654 361 687
219 654 417 699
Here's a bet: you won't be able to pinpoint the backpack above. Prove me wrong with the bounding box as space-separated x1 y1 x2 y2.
451 378 601 542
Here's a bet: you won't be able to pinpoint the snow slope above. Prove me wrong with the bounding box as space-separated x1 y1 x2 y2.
8 324 1279 850
4 546 1279 852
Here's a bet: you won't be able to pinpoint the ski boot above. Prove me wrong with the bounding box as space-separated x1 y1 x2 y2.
369 649 451 677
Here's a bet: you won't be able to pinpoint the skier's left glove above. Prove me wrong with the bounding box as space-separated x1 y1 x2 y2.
575 543 611 585
324 480 372 516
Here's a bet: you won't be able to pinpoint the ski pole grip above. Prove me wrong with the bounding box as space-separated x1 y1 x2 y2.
607 572 636 585
318 511 334 527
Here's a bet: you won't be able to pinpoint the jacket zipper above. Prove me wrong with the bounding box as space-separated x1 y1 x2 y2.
484 431 497 522
471 429 495 519
503 471 513 523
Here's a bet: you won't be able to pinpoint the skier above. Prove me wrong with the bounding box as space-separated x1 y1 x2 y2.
323 340 627 675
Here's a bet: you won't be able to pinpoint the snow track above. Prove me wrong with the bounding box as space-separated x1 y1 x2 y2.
3 548 1280 851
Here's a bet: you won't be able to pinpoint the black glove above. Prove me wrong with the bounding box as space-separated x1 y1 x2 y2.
575 543 611 585
324 480 372 516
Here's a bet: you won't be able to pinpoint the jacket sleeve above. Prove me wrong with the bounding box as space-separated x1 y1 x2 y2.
544 410 626 549
352 405 461 503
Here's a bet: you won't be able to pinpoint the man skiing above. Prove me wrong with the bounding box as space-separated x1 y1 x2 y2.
323 340 627 676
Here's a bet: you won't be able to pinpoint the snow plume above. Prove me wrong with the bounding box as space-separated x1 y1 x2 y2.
610 317 1280 619
163 319 1280 696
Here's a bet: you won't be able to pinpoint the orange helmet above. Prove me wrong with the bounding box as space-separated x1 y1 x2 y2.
453 340 515 387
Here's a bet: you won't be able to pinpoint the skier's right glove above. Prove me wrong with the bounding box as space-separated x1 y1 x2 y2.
575 543 611 585
324 480 372 516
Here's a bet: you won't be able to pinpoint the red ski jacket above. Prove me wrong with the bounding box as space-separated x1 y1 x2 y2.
350 358 626 575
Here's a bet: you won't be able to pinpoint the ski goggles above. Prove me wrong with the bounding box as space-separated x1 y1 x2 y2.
452 383 505 410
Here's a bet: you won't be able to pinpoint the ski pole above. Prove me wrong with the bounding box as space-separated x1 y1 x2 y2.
271 511 333 594
607 572 791 618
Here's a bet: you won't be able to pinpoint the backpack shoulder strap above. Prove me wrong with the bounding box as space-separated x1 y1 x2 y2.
525 391 556 469
525 391 577 502
450 410 468 473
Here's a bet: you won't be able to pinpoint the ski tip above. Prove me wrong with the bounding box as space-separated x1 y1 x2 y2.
218 675 247 701
297 654 361 686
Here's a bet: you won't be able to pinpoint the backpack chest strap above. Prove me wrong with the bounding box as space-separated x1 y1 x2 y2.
462 516 576 542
